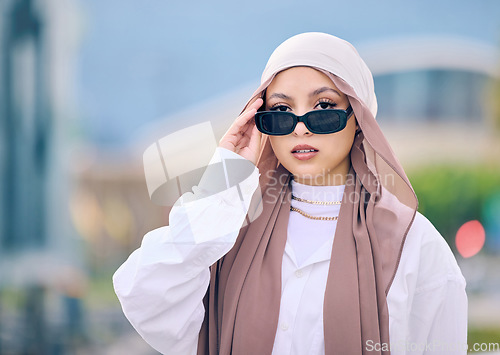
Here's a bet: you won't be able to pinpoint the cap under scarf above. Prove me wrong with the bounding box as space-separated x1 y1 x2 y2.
197 32 418 355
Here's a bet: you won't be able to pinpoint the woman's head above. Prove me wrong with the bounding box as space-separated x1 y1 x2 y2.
263 66 358 186
244 32 380 187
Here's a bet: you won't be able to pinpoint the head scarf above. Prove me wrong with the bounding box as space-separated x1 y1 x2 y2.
197 32 418 355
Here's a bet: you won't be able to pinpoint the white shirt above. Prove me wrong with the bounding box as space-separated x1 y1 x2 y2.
272 180 344 355
113 147 468 355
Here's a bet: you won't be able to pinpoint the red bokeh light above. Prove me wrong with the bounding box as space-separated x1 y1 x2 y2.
455 220 485 258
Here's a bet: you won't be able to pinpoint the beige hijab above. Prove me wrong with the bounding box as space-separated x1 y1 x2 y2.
197 32 418 355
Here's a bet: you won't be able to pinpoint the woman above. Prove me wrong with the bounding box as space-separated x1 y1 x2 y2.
114 32 467 354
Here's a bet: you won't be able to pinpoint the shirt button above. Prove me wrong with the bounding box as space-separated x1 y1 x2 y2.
295 270 303 278
280 323 289 331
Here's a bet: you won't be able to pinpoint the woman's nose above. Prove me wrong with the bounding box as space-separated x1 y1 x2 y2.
293 121 311 136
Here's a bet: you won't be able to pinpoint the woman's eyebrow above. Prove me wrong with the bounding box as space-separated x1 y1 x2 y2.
267 92 293 101
268 87 340 101
310 87 341 97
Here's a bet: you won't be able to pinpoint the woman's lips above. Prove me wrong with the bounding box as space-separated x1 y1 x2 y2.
291 144 319 161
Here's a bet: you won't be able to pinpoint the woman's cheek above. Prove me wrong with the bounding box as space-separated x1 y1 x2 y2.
269 137 287 161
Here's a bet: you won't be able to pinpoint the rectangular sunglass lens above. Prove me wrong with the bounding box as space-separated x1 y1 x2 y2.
261 112 295 135
308 110 341 133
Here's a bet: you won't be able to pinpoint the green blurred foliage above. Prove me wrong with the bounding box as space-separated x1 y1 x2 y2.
86 272 119 309
468 326 500 353
408 164 500 248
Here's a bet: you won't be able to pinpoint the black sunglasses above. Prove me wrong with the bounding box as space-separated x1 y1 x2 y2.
254 106 354 136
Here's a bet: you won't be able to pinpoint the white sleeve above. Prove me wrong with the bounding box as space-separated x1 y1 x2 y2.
405 215 468 354
406 274 468 354
113 147 260 355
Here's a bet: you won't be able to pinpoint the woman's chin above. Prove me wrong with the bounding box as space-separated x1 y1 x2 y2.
290 171 329 186
291 167 349 186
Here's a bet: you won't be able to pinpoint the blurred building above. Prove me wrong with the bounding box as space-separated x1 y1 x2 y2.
0 0 85 353
363 36 500 166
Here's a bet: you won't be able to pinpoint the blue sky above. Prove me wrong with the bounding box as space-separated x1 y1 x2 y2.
76 0 500 147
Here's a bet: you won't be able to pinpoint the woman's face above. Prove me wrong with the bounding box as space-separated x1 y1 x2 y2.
265 66 357 186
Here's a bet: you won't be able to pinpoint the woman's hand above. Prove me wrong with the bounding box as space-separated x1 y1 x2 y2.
219 98 264 166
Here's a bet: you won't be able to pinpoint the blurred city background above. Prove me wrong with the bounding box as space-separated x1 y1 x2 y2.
0 0 499 354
